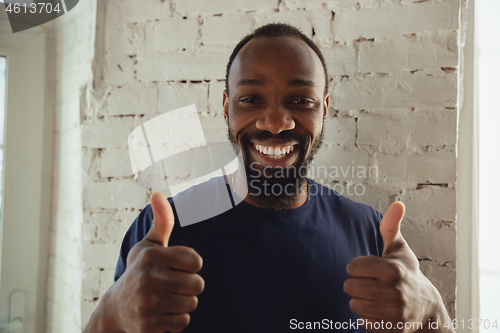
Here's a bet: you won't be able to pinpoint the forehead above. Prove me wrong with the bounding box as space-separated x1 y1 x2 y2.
228 36 325 91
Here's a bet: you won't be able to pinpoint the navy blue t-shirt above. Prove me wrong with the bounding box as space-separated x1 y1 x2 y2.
114 179 384 332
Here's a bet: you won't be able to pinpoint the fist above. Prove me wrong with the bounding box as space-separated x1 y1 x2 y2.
344 202 444 333
109 192 205 333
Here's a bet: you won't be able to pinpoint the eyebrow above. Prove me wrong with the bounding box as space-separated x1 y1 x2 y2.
236 79 264 88
236 79 316 88
287 79 316 88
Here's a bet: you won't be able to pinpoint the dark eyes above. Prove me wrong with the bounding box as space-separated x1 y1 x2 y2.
239 98 262 103
238 98 313 104
290 99 313 104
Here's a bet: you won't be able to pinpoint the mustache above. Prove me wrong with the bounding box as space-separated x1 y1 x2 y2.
238 130 310 145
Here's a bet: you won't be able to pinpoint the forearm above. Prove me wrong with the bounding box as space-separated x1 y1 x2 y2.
419 297 454 333
83 288 123 333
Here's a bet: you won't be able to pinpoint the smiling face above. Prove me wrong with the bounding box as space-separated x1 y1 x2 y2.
224 36 329 209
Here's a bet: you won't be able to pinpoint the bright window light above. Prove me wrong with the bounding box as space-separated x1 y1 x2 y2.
477 0 500 329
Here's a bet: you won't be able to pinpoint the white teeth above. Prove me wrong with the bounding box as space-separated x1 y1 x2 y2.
253 144 296 159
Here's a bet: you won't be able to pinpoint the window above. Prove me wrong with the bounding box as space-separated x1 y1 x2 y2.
477 0 500 327
0 55 5 256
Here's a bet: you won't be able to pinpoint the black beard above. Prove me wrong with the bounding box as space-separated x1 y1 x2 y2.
227 125 324 209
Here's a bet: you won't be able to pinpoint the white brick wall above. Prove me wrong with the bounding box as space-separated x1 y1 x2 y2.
46 0 97 332
46 0 465 329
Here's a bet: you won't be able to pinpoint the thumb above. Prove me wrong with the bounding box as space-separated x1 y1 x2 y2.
380 201 406 255
146 192 175 247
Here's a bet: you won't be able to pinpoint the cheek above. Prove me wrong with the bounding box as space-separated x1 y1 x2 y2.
228 110 255 134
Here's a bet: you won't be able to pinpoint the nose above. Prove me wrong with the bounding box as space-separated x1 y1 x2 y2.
255 104 295 134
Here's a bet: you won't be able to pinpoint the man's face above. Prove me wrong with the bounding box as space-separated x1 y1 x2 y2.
223 36 329 204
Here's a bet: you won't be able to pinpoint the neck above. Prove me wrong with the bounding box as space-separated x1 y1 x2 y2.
228 172 309 210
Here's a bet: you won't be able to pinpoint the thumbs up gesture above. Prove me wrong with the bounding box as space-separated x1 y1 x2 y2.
344 202 453 333
97 193 204 333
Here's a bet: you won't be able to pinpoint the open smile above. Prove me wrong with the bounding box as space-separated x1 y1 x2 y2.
249 142 300 167
253 143 295 159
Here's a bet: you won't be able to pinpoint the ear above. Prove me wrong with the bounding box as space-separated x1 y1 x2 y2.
323 93 330 122
223 89 229 125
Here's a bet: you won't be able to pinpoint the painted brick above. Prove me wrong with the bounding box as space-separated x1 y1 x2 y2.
401 186 456 222
357 108 457 146
406 147 456 184
106 24 144 57
106 0 170 24
107 84 158 116
333 0 460 40
83 209 140 244
369 147 456 185
208 80 226 114
136 51 227 81
358 38 408 74
333 72 457 110
310 146 370 182
359 32 459 74
146 19 199 52
420 260 456 304
82 117 137 148
82 242 122 269
311 10 333 46
103 55 136 86
407 30 459 69
323 115 357 145
202 15 255 45
99 148 134 178
83 180 149 210
157 82 209 114
337 183 400 213
199 115 229 143
255 11 313 38
324 42 357 76
403 220 456 264
173 0 278 16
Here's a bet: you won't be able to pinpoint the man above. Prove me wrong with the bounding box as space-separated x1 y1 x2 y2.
84 23 453 333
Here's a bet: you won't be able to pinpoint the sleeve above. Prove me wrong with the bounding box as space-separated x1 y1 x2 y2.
113 204 154 282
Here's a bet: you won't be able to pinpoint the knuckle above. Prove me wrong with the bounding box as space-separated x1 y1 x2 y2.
191 275 205 294
387 286 404 301
386 262 405 280
181 246 203 267
345 261 356 275
137 312 156 331
138 247 159 268
171 313 190 331
186 296 198 312
343 279 353 294
137 272 153 292
348 298 361 314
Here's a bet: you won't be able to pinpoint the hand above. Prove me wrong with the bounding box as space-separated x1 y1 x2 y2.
98 192 205 333
343 202 451 333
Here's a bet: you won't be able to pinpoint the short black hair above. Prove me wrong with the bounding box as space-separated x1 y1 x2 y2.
224 23 329 96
